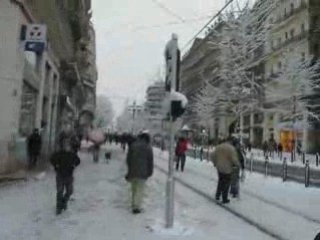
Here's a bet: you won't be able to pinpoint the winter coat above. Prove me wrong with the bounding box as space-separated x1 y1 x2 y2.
126 139 154 180
211 143 240 174
175 139 188 155
27 133 42 154
50 151 81 177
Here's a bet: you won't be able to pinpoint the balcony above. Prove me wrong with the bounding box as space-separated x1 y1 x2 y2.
271 31 308 52
273 1 307 26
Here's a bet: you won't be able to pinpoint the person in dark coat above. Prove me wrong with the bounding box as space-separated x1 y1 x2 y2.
230 139 245 198
211 139 240 204
50 145 80 215
277 142 283 159
126 132 154 214
263 141 268 157
27 128 42 168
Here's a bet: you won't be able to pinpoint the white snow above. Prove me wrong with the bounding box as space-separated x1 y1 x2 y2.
154 148 320 240
0 145 280 240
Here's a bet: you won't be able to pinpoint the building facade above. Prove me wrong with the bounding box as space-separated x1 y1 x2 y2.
0 0 97 173
180 21 235 140
241 0 320 150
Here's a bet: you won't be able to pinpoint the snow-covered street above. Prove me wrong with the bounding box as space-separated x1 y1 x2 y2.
0 145 319 240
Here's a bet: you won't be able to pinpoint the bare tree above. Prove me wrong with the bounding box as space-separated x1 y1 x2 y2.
265 53 320 152
207 0 276 140
95 95 114 129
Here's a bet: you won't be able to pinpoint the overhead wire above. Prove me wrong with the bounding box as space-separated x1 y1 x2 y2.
150 0 185 23
181 0 235 52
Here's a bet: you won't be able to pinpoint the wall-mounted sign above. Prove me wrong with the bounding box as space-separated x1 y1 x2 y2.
23 24 47 54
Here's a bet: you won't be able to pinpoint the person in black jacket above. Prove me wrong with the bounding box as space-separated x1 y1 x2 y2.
27 128 42 168
50 145 80 215
126 132 153 214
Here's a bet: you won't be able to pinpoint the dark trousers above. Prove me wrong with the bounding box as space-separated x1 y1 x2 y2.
216 172 232 201
56 174 74 212
93 146 100 163
28 152 39 168
230 168 240 197
176 154 186 172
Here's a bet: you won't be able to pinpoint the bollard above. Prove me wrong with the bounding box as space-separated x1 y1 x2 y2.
302 152 306 165
305 160 310 188
291 151 294 163
265 156 269 177
282 157 287 182
316 153 319 167
250 153 253 173
194 148 197 159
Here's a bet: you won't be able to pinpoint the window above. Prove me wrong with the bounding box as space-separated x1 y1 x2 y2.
314 44 319 56
284 8 287 17
278 61 282 70
301 52 306 61
285 32 288 40
290 3 294 15
290 29 295 38
301 23 305 33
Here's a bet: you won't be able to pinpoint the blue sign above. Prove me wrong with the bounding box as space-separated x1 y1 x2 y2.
25 41 46 54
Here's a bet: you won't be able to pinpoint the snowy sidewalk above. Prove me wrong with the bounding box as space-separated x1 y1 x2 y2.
154 149 320 240
0 145 277 240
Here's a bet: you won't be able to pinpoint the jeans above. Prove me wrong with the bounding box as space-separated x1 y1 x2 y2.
216 172 232 202
176 154 186 172
28 152 39 168
93 146 100 163
230 168 240 197
130 179 146 210
56 174 74 212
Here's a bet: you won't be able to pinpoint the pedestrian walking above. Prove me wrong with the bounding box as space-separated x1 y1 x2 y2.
50 145 80 215
27 128 42 168
125 132 154 214
247 142 252 152
211 139 240 204
230 139 245 198
92 143 100 163
278 142 283 159
175 137 188 172
263 141 268 157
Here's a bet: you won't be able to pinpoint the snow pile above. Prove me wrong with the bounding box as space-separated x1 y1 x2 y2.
147 220 194 237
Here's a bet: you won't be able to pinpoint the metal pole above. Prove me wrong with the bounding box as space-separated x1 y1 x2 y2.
316 153 319 167
165 115 175 228
305 160 310 188
250 152 253 173
282 157 287 182
265 156 269 177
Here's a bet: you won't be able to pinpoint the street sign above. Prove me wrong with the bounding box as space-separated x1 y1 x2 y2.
26 24 47 42
24 24 47 54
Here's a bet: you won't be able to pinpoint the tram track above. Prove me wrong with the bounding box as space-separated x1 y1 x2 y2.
155 151 320 240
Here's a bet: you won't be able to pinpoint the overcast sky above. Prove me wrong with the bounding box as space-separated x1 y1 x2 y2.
92 0 227 115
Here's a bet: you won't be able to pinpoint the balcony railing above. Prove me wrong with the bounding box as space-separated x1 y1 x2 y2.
273 1 307 25
271 31 308 52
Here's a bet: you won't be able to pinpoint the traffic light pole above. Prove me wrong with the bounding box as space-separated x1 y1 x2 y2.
165 34 179 228
165 114 175 228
